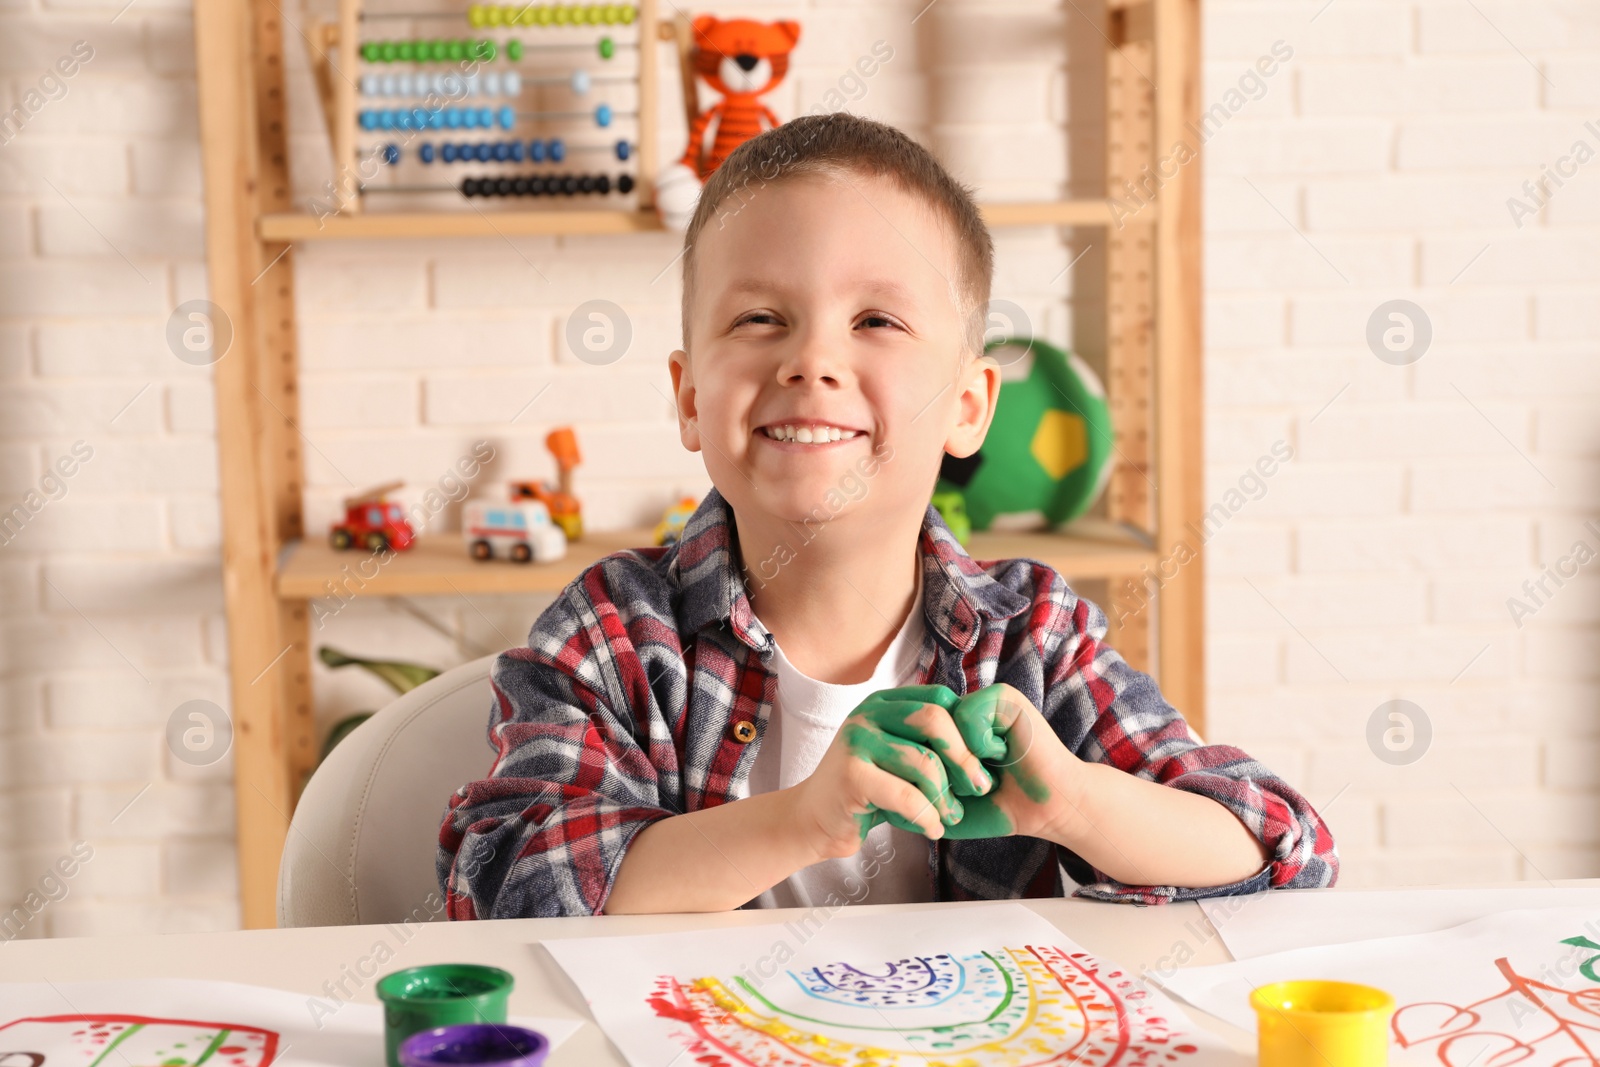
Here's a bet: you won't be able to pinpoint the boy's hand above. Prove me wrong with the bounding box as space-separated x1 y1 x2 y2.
943 683 1087 842
792 685 996 860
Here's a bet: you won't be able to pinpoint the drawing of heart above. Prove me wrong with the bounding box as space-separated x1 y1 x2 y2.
1392 1002 1480 1047
1436 1032 1539 1067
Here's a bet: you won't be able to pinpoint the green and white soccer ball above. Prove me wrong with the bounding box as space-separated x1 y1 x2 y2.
964 337 1115 531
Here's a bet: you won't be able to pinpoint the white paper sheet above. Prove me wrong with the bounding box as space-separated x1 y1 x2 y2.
1197 886 1600 959
544 902 1246 1067
0 978 581 1067
1151 906 1600 1067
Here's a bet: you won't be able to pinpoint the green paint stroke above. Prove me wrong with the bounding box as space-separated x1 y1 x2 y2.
191 1028 233 1067
1561 935 1600 983
86 1026 145 1067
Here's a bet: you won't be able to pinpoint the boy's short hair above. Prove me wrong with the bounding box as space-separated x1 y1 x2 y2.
679 112 995 359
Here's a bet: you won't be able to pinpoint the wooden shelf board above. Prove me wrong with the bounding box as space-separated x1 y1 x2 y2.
259 208 666 241
965 525 1156 577
277 528 655 598
257 200 1123 241
276 523 1154 601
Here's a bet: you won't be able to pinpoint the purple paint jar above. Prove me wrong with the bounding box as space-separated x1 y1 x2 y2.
397 1024 550 1067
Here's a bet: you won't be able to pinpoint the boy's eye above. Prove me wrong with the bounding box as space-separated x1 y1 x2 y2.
856 313 901 330
734 312 781 327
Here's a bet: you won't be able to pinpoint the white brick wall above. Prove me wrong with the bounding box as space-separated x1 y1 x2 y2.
0 0 1596 936
1203 0 1600 887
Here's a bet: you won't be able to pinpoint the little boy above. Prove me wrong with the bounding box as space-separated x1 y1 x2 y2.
437 113 1337 919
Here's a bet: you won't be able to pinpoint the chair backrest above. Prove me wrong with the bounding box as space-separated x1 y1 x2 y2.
276 653 498 927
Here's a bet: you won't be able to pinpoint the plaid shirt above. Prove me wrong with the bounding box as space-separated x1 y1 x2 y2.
437 488 1338 918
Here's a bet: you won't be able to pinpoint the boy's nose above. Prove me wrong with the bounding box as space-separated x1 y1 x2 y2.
735 54 759 72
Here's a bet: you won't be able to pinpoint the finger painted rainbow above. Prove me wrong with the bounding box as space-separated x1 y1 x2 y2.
648 944 1202 1067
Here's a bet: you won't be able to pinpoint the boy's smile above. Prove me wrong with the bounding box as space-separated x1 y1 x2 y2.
669 169 997 531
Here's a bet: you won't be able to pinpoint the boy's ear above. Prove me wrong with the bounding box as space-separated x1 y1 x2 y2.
943 351 1000 460
668 348 702 453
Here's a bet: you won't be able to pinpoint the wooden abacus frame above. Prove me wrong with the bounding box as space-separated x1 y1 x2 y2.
319 0 660 215
193 0 1204 927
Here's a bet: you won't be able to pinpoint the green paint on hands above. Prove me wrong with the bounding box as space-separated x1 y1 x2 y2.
944 684 1059 839
840 684 1057 844
939 794 1015 839
843 685 977 841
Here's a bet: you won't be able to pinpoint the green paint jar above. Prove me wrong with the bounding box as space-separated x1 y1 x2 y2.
375 964 515 1067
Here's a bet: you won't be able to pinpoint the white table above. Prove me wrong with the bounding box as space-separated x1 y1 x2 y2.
4 883 1590 1065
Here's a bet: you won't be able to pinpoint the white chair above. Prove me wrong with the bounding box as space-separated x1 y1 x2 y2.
276 653 499 927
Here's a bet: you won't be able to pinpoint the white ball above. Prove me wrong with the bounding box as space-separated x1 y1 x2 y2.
503 71 521 96
380 73 397 96
361 73 379 96
654 162 702 232
483 71 501 95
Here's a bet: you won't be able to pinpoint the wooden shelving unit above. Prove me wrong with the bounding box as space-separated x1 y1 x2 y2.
193 0 1204 928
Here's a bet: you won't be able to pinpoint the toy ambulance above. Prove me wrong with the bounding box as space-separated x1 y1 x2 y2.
463 499 567 563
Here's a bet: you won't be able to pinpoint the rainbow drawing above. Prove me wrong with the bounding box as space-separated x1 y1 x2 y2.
647 943 1203 1067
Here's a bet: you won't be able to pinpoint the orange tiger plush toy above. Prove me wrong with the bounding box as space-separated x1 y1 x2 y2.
654 15 802 230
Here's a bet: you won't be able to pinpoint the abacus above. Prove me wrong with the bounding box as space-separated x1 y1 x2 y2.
330 0 659 214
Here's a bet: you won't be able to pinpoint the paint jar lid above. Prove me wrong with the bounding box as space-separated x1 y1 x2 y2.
377 964 514 1005
398 1024 549 1067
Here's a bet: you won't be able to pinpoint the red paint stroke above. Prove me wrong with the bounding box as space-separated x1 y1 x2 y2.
647 977 764 1067
1393 957 1600 1067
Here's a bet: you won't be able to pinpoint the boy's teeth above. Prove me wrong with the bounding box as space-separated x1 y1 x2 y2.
764 424 860 442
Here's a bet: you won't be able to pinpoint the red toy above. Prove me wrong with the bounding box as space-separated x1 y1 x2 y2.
329 480 416 552
653 16 801 229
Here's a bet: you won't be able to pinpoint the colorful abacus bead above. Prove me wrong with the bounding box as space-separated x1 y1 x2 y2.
594 103 612 127
383 143 400 164
455 170 632 197
361 38 496 63
420 143 436 163
360 107 508 131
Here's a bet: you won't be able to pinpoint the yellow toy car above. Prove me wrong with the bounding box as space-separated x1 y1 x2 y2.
653 495 700 546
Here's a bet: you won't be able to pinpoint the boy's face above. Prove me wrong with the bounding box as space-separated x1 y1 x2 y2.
668 171 998 534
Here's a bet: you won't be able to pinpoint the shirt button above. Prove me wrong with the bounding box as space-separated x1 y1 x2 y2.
730 720 757 743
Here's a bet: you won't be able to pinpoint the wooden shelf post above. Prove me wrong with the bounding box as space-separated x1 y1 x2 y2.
1153 0 1207 735
194 0 317 929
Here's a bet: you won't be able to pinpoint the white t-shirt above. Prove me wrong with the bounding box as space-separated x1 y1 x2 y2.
742 567 936 910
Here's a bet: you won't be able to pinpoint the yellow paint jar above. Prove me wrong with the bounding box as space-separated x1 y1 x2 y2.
1250 980 1395 1067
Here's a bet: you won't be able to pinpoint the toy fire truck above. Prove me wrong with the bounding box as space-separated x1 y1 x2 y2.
329 480 416 552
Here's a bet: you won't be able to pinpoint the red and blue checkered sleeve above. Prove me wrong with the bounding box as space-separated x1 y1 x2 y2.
1038 577 1340 905
436 572 676 919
